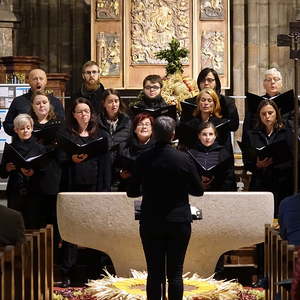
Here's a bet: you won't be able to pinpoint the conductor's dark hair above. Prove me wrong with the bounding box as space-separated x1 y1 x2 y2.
197 67 222 95
153 116 176 143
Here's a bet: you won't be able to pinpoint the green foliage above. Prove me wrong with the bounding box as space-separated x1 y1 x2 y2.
155 38 189 75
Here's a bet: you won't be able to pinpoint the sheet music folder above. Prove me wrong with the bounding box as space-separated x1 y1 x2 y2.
187 150 229 176
57 135 108 158
3 142 53 169
180 101 197 122
246 89 294 115
32 122 61 140
131 104 177 120
237 140 292 165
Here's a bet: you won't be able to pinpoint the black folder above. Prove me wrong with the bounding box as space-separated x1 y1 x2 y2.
57 135 108 158
3 142 53 169
237 140 292 165
180 101 197 122
187 149 229 176
131 104 177 120
246 90 295 115
32 122 61 141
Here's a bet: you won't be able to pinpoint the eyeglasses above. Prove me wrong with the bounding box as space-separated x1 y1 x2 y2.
74 109 91 115
200 78 215 83
83 70 99 75
144 85 160 90
137 122 152 128
264 77 281 83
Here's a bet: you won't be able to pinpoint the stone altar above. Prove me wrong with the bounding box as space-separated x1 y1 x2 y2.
57 192 274 277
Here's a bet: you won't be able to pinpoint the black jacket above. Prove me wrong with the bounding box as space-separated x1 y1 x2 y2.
72 84 105 116
0 136 47 208
188 141 236 191
115 135 156 191
127 143 203 223
3 90 65 136
242 126 293 206
59 128 111 192
98 112 132 161
184 94 239 131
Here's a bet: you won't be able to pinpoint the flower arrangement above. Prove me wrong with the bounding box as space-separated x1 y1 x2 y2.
86 269 244 300
155 38 199 111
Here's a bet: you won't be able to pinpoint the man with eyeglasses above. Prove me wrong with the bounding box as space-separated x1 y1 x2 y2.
131 74 167 112
3 68 65 136
71 60 105 115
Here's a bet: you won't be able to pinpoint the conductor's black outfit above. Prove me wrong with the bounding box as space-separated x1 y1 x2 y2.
127 142 203 300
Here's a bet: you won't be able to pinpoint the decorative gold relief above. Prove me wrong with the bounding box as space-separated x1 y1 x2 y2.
131 0 190 65
201 31 224 75
96 0 120 20
6 72 26 84
200 0 224 20
96 32 120 76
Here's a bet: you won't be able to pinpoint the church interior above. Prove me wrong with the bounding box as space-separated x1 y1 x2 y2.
0 0 300 299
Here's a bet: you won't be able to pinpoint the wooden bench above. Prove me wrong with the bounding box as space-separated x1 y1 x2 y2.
0 224 54 300
264 224 298 300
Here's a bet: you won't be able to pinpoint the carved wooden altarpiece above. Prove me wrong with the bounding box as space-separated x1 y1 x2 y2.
91 0 230 89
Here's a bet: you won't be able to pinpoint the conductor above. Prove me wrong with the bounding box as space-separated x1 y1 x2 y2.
127 116 203 300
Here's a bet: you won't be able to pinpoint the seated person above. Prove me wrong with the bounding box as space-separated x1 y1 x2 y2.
279 193 300 246
0 204 25 246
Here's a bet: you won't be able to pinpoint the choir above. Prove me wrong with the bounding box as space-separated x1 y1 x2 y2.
1 63 297 287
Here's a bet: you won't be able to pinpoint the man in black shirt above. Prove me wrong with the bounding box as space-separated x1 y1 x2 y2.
3 68 65 136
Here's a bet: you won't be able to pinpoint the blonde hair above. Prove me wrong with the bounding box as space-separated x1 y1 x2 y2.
194 88 222 118
13 114 33 129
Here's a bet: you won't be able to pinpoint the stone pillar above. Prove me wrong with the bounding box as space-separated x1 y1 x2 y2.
0 0 19 57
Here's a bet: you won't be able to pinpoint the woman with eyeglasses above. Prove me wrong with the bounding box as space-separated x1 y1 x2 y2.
58 97 112 286
98 89 132 190
60 97 111 193
115 113 156 191
183 67 239 131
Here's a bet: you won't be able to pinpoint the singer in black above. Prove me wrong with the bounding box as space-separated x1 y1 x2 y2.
242 99 293 215
127 116 203 300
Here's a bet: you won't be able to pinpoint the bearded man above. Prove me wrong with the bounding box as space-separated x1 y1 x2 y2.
72 61 105 115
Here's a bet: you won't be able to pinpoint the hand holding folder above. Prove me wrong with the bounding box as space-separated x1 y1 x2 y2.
3 143 53 170
57 134 108 159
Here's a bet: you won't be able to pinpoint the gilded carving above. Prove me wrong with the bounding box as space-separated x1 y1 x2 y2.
96 32 120 76
131 0 190 65
96 0 120 20
201 31 224 75
200 0 224 20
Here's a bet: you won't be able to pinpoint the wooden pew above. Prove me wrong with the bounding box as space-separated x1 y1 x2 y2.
0 224 53 300
264 224 298 300
0 252 4 300
0 246 15 300
24 234 34 300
